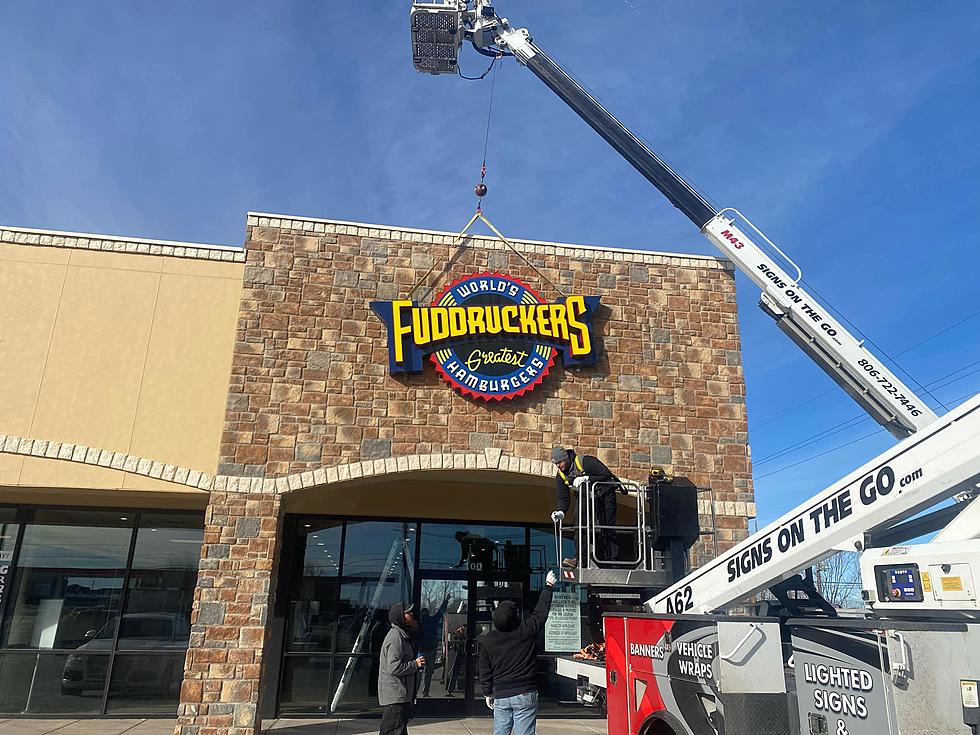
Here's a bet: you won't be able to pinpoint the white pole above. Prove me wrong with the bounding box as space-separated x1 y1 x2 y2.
330 538 402 712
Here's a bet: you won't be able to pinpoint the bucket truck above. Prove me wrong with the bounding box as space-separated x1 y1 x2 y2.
409 3 980 732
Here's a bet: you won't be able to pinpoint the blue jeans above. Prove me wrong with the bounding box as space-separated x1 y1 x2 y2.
493 691 538 735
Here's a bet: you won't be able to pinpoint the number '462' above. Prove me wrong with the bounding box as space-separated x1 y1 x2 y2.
664 585 694 614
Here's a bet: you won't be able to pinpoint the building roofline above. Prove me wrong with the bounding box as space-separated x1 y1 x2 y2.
247 211 732 269
0 225 245 262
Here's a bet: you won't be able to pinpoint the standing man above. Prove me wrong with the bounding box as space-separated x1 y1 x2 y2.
378 602 425 735
478 570 559 735
550 447 622 566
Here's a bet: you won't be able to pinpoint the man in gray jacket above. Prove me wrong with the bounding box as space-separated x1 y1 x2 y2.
378 602 425 735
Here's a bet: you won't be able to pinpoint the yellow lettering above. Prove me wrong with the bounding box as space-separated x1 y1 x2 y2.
465 347 529 371
485 305 503 334
466 306 486 335
536 304 553 337
550 304 570 341
501 305 519 333
449 307 467 338
411 306 431 347
392 300 414 363
518 305 537 334
431 308 450 342
566 296 591 356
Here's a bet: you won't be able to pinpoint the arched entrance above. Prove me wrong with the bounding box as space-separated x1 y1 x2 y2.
269 463 581 718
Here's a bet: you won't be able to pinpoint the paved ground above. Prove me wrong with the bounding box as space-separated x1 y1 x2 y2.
0 718 608 735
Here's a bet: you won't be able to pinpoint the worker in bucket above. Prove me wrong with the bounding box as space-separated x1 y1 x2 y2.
478 569 559 735
550 446 623 567
378 602 425 735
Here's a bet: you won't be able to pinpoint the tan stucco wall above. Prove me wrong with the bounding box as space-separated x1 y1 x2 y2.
0 239 244 495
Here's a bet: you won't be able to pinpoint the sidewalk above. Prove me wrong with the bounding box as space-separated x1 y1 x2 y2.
0 718 608 735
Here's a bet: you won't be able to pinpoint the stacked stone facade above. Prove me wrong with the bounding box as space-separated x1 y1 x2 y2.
219 214 753 524
174 492 282 735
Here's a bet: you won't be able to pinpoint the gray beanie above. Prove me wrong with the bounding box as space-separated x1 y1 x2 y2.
551 447 569 463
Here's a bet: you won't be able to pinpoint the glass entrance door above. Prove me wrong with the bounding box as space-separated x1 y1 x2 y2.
467 578 523 713
414 574 524 717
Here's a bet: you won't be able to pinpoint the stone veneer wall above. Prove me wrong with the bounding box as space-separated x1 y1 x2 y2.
220 214 754 531
174 491 282 735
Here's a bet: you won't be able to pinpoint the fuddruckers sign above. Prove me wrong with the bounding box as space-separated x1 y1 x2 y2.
372 273 600 401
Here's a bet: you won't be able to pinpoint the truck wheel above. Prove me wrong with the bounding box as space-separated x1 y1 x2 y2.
640 720 676 735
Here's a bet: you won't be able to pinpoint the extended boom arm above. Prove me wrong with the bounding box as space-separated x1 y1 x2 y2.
416 1 938 438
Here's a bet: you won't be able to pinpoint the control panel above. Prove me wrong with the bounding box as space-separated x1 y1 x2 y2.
874 564 925 603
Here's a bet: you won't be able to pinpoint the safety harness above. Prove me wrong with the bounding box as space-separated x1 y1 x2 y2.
557 455 585 486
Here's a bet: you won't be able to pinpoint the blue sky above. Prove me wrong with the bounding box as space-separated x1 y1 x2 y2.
2 1 979 526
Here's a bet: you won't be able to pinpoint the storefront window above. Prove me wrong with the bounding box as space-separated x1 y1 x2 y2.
279 517 593 717
287 520 343 653
122 513 202 643
278 655 332 713
335 522 416 653
419 523 526 573
4 510 132 650
0 507 203 716
0 509 21 624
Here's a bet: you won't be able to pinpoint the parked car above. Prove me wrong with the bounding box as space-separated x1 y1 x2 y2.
61 613 189 696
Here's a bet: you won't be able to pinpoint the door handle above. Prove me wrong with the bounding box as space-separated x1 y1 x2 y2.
466 638 480 656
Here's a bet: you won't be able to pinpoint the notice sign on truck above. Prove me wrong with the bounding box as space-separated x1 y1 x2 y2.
545 591 582 653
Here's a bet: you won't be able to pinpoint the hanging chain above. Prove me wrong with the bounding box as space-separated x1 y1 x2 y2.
408 51 567 301
474 53 501 213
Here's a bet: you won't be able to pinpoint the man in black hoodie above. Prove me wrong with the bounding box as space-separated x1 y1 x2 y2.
478 570 558 735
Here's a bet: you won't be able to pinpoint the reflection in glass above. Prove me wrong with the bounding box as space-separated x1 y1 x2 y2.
327 655 380 715
278 655 333 714
0 651 33 712
106 652 185 713
121 513 202 651
5 511 132 650
0 509 204 716
32 652 109 713
331 522 415 713
418 579 467 700
335 522 415 653
287 521 342 652
420 523 526 572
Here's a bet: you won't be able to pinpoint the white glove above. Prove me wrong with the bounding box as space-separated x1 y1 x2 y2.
550 510 565 523
573 475 590 489
546 569 558 587
485 696 495 710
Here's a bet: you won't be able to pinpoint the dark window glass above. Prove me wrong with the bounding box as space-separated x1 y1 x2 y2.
327 654 381 714
105 652 184 713
0 508 21 620
5 511 132 649
529 527 573 587
336 522 416 654
287 520 342 652
0 651 34 712
28 652 110 713
119 513 202 651
420 523 525 572
278 655 333 714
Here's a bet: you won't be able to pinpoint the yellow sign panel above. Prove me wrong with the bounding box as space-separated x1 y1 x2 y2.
921 571 932 592
941 576 964 592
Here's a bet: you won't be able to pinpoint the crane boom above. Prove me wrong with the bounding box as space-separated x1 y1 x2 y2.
409 1 975 612
465 8 938 437
652 392 980 613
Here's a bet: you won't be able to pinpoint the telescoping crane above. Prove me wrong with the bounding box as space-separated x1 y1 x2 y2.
410 4 980 734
